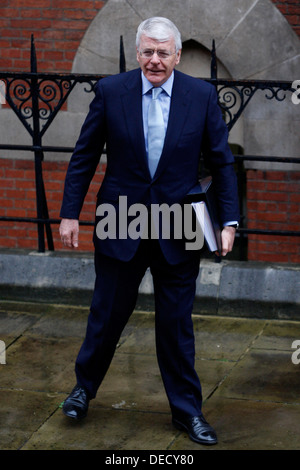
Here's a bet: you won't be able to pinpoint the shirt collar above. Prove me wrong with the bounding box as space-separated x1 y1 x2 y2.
141 71 174 97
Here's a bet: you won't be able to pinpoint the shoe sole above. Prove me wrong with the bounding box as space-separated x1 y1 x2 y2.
172 418 218 445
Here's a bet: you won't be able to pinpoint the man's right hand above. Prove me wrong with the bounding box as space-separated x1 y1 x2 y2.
59 218 79 249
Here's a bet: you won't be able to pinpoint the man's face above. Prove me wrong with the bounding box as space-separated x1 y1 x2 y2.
136 34 181 87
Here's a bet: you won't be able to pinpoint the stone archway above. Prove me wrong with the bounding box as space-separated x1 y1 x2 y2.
72 0 299 80
68 0 299 170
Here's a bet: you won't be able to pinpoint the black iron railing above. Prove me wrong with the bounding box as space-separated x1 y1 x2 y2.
0 36 299 256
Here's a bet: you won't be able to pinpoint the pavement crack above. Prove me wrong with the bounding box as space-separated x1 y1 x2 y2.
205 322 268 402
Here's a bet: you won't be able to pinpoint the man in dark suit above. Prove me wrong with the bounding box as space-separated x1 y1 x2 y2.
59 17 239 446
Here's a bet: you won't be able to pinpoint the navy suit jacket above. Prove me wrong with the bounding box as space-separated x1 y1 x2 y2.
60 68 239 264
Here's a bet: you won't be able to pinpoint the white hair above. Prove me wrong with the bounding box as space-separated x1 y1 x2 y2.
136 17 182 52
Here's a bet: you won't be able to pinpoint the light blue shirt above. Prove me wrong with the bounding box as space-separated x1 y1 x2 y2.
141 71 174 155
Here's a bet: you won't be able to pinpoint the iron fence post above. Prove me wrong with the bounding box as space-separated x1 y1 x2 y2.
119 36 126 73
30 35 54 252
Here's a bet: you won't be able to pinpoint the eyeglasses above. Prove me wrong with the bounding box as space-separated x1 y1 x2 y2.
139 49 176 60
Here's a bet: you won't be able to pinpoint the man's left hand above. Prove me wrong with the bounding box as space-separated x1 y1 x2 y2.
218 225 236 257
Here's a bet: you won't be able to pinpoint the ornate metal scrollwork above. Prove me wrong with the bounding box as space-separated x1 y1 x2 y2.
38 77 76 137
214 80 294 131
263 85 289 101
5 77 34 136
2 75 101 139
38 79 71 119
82 79 99 94
217 84 257 130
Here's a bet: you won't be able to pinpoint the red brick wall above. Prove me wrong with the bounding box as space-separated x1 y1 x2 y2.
0 0 105 72
271 0 300 38
247 170 300 263
0 157 105 251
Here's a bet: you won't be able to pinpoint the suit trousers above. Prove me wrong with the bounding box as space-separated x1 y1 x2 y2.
75 239 203 418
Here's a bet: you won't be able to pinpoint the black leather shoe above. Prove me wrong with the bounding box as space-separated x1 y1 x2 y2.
172 414 218 445
62 384 90 420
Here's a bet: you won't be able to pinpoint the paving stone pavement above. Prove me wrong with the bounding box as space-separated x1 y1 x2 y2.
1 299 300 452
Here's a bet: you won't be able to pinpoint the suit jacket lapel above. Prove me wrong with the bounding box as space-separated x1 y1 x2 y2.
120 70 150 177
